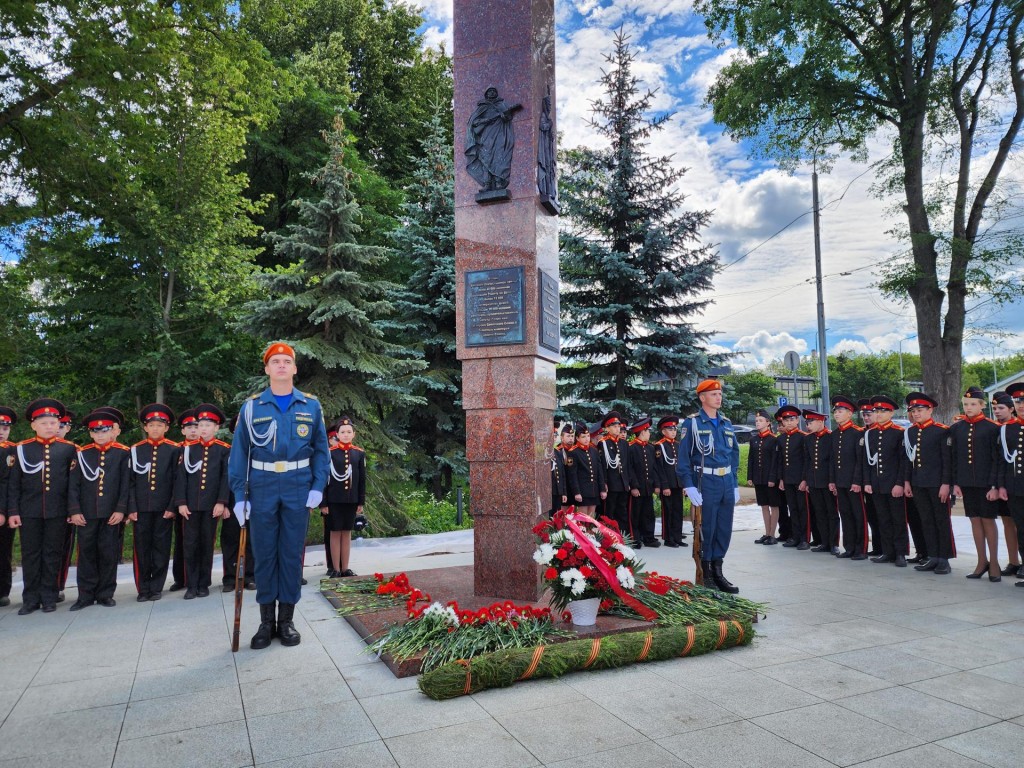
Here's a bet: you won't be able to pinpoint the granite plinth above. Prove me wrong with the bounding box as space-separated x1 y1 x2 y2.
473 515 543 600
325 566 654 678
461 357 556 411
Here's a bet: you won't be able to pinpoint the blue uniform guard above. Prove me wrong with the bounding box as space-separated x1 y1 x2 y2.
229 388 330 606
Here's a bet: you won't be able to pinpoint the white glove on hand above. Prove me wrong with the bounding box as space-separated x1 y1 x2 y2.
305 490 323 509
684 487 703 507
734 488 741 505
232 500 250 527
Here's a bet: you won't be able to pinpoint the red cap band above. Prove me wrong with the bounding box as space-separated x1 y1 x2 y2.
907 399 931 408
31 407 61 419
196 411 220 422
87 419 114 429
144 412 169 422
0 415 11 425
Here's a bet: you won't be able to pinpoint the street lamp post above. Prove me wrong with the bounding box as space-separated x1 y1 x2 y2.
898 335 916 387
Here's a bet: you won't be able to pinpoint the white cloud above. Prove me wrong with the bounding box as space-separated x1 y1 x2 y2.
731 330 808 368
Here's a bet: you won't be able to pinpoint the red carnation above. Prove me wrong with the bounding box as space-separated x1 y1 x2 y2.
544 567 558 580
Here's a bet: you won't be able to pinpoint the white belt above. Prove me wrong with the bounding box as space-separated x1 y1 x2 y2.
252 459 310 473
701 466 732 477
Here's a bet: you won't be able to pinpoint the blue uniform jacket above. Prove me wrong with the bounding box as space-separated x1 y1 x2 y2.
675 411 740 489
228 388 330 501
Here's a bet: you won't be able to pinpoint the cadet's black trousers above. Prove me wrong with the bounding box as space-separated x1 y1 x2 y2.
783 485 809 544
58 522 76 591
873 492 909 558
660 490 684 544
629 493 656 543
0 525 13 598
912 487 954 559
171 514 185 586
808 486 839 548
220 512 254 585
906 496 927 557
77 517 121 601
183 510 218 590
133 511 173 596
19 517 65 607
863 492 880 552
836 488 866 555
605 491 629 538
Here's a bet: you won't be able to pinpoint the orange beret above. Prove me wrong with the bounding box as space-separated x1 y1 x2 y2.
263 342 296 365
696 379 721 395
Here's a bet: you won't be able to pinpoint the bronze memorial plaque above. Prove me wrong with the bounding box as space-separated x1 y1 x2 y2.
538 269 559 353
465 266 526 347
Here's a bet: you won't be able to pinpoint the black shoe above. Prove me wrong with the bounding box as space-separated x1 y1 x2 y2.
222 583 234 593
340 569 356 577
867 549 882 557
782 539 798 547
934 559 951 575
811 544 829 552
245 580 256 590
1015 580 1024 587
136 594 150 602
0 596 10 607
1017 565 1024 579
184 588 197 600
168 583 184 592
966 561 989 579
326 569 339 578
894 555 907 567
148 593 162 601
851 553 868 561
277 603 301 646
69 599 92 611
196 587 210 598
699 561 716 590
56 592 65 603
17 603 40 615
763 536 777 545
1001 563 1020 576
98 597 116 607
907 554 926 564
755 535 767 544
42 603 56 613
808 541 821 548
871 554 894 563
837 551 853 559
711 560 739 594
644 540 661 548
830 547 841 556
679 541 689 547
796 542 810 551
250 603 276 650
300 577 308 585
665 542 680 548
633 541 643 550
914 558 938 572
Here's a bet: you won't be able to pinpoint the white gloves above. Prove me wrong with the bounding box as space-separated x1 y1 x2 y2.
684 487 703 507
734 488 741 505
233 500 250 526
306 490 323 509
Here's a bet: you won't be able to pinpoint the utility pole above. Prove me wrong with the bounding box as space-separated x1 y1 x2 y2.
812 167 830 419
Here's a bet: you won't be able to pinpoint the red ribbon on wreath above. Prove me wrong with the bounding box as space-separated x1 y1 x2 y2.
563 511 658 621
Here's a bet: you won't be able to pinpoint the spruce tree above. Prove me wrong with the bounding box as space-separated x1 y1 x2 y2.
239 116 425 456
559 30 718 418
390 109 465 500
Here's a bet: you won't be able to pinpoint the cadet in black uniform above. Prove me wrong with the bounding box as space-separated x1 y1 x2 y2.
68 408 130 608
749 410 781 545
551 422 572 517
322 422 340 575
829 396 867 559
996 382 1024 586
128 404 180 601
857 399 882 554
7 399 79 613
654 416 686 547
627 417 660 547
801 409 837 554
903 393 954 575
0 407 16 606
169 409 198 591
174 404 230 598
951 386 1002 581
774 405 809 549
992 392 1022 576
864 396 910 567
567 421 604 517
598 412 631 536
319 416 366 578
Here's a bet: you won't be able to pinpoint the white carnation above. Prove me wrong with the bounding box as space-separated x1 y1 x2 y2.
613 543 636 561
533 543 555 564
616 565 635 590
549 530 568 545
560 568 583 587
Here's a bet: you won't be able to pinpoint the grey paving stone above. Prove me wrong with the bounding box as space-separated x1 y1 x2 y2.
360 688 491 738
724 637 812 668
923 597 1024 626
0 703 126 761
849 743 990 768
751 702 922 767
496 698 644 764
908 670 1024 718
818 617 924 646
471 676 580 718
937 721 1024 768
971 657 1024 686
0 741 116 768
0 690 20 723
130 659 237 701
546 741 692 768
658 719 833 768
757 657 893 700
891 634 1021 670
824 647 959 684
234 642 337 686
121 685 243 740
11 672 134 717
766 623 879 656
113 718 252 768
247 700 378 765
766 602 861 626
835 686 998 741
241 668 353 718
385 717 539 768
591 682 739 739
873 609 980 636
647 651 746 684
255 740 398 768
673 670 822 718
30 648 140 686
560 665 671 701
0 651 51 692
341 660 421 699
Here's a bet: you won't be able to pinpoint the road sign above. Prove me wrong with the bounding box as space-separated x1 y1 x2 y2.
777 396 788 407
784 350 801 372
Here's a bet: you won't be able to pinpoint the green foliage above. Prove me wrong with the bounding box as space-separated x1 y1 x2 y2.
238 118 426 455
558 31 720 417
393 487 472 535
722 371 782 423
825 353 907 404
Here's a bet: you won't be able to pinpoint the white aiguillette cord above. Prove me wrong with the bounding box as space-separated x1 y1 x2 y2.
16 445 44 475
1001 423 1019 464
903 427 918 463
130 445 151 475
77 450 104 482
183 444 203 475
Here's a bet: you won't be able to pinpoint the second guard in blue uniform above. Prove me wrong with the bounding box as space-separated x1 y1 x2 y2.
677 379 741 593
229 343 330 650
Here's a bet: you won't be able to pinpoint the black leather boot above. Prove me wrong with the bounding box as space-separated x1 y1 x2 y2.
250 602 276 650
699 561 717 590
712 560 740 594
277 603 301 646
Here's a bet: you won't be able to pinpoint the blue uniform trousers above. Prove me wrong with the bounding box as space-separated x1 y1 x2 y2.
248 473 308 605
700 474 734 560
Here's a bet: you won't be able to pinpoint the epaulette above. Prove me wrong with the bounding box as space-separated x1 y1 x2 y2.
16 438 34 446
249 394 259 400
984 417 998 425
892 425 904 431
211 439 231 448
935 422 948 429
56 438 77 446
332 443 364 452
112 443 130 451
164 439 181 447
301 391 318 400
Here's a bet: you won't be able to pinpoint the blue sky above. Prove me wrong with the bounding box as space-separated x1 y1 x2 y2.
420 0 1024 370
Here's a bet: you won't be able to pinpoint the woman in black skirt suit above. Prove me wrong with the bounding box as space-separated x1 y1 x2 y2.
567 421 605 516
319 416 365 577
